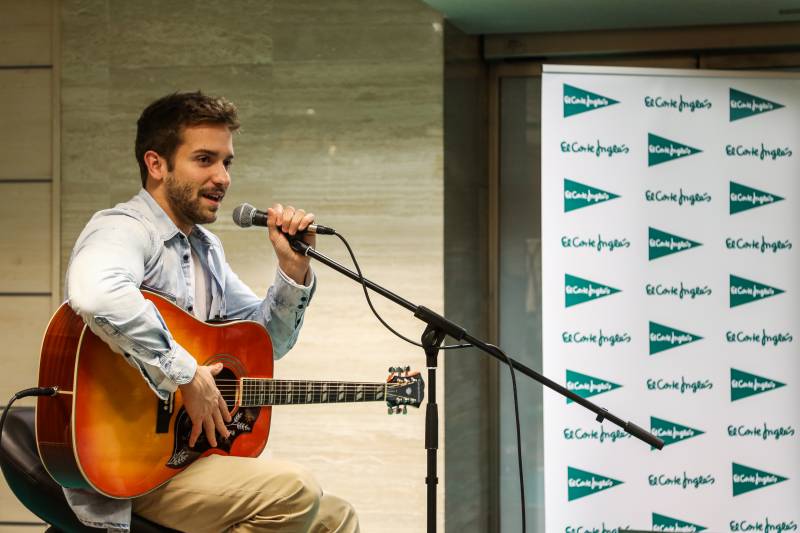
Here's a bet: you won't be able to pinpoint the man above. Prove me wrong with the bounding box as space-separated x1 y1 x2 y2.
64 92 359 532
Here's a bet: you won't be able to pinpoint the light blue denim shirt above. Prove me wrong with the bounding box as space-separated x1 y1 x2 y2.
62 189 315 531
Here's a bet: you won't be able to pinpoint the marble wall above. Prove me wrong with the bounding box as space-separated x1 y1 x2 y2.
60 1 446 531
0 1 56 529
443 22 492 532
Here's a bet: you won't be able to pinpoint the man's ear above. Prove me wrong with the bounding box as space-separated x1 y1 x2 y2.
143 150 168 183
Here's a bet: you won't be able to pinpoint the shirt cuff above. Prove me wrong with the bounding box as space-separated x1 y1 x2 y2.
274 266 316 310
159 343 198 392
277 265 314 288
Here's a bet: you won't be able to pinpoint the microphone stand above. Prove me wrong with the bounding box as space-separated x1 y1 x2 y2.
288 239 663 533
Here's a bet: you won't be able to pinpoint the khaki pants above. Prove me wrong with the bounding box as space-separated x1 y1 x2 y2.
133 455 359 533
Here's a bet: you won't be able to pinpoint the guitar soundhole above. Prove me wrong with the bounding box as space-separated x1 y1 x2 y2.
216 366 238 412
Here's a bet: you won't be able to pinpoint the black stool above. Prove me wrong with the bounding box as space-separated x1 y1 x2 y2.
0 406 178 533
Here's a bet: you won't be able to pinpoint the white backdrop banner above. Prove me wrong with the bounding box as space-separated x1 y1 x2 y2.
542 65 800 533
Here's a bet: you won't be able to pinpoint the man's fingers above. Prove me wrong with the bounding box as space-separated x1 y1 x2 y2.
266 205 283 233
287 209 306 235
209 362 224 375
298 212 315 231
282 205 296 231
268 204 283 223
189 419 202 448
218 395 232 423
203 416 217 448
212 408 229 440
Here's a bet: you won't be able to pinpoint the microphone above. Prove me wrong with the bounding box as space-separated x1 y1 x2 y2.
232 203 336 235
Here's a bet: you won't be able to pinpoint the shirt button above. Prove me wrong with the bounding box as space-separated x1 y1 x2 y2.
187 305 194 312
300 296 307 302
183 254 189 262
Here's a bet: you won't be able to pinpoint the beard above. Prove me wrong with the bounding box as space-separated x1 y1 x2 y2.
164 174 221 227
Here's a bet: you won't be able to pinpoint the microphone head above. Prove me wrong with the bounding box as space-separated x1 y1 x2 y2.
232 203 256 228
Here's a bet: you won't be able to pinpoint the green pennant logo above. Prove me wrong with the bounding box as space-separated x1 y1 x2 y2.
732 463 788 496
649 322 702 355
648 133 702 166
730 181 784 214
650 417 704 448
565 274 621 307
564 179 620 212
652 512 707 532
730 275 785 307
648 227 702 260
730 368 786 401
563 84 620 117
568 466 623 501
730 88 785 121
566 369 621 403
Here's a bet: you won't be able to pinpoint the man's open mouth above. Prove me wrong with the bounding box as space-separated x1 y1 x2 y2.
202 192 224 203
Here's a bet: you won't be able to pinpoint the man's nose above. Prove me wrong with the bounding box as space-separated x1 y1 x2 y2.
213 163 231 188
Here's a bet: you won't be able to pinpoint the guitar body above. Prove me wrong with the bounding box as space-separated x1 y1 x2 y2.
36 292 274 498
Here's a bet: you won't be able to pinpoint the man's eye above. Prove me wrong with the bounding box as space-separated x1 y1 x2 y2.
198 156 210 164
224 159 233 169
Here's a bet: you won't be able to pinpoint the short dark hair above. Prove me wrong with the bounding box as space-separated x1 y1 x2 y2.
135 91 240 187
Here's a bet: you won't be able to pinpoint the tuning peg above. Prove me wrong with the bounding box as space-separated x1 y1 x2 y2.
404 365 411 373
387 406 393 415
402 406 407 415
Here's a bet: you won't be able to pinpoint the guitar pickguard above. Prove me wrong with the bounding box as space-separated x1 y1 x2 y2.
166 406 261 468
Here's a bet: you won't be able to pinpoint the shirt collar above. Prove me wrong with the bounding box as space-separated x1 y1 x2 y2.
137 189 182 242
136 189 216 246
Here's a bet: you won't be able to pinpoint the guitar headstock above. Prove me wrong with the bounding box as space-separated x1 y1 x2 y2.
386 366 425 415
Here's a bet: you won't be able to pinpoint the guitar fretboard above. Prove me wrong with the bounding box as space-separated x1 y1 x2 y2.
239 378 387 406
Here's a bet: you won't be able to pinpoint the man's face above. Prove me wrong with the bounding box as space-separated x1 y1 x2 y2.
163 124 234 228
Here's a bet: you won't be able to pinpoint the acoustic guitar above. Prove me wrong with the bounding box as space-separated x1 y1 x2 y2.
35 291 424 498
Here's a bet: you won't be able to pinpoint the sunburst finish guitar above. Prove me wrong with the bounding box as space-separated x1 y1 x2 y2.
35 291 424 498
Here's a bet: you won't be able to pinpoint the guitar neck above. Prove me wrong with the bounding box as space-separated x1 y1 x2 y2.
239 378 388 406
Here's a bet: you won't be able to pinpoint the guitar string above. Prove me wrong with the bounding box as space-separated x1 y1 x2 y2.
215 387 401 392
217 391 407 403
214 383 414 388
213 381 415 389
214 381 414 405
215 385 403 390
212 379 414 383
213 382 410 387
215 388 405 393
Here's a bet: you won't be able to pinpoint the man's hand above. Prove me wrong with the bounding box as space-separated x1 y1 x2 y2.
178 362 232 448
266 203 316 284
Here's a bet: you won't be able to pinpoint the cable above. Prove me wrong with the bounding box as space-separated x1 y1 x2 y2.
0 387 58 451
332 231 472 350
330 231 526 532
488 344 526 533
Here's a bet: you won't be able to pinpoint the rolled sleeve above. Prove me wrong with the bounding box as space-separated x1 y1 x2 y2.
273 266 315 309
262 267 315 358
66 214 198 400
158 343 198 389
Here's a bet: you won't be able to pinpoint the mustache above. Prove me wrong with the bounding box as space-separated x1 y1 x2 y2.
200 187 226 197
